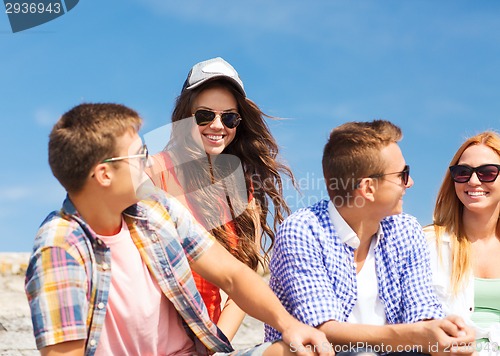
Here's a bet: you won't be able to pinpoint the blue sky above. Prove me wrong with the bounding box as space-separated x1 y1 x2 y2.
1 1 500 252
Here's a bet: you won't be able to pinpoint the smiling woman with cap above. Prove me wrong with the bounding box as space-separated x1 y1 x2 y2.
146 57 295 340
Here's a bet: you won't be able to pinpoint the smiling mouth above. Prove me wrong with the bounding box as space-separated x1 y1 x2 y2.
466 191 488 197
204 134 224 141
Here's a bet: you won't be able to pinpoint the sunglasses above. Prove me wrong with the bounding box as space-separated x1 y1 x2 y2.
102 144 149 164
369 165 410 186
449 164 500 183
193 109 242 129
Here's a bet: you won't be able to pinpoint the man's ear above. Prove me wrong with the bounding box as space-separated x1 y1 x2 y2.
356 178 376 202
90 163 113 187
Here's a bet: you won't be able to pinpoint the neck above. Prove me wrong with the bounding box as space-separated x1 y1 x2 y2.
462 207 500 242
69 190 126 236
337 205 379 266
337 205 379 244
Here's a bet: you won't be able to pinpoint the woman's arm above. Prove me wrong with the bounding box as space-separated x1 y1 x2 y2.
217 198 265 340
217 296 247 341
190 241 332 356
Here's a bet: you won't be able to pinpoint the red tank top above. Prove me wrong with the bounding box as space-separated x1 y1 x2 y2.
146 151 250 322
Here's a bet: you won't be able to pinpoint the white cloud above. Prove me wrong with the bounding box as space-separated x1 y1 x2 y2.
34 108 58 127
137 0 301 31
423 99 473 119
434 11 500 42
134 0 372 44
0 181 65 206
135 1 500 55
0 186 31 200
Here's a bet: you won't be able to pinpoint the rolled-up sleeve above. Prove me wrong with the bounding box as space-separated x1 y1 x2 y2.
25 246 88 349
400 217 444 322
379 214 444 324
265 209 346 341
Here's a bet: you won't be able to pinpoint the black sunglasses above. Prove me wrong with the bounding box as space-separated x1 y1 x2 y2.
449 164 500 183
369 165 410 186
193 109 242 129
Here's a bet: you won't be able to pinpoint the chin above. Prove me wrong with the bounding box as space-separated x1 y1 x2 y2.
204 147 225 155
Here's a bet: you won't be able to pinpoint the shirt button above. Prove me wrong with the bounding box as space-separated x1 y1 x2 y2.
89 339 97 346
151 233 159 242
96 239 103 245
101 263 109 271
97 302 105 310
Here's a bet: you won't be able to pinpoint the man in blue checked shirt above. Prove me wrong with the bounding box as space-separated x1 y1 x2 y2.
25 103 332 356
265 120 475 355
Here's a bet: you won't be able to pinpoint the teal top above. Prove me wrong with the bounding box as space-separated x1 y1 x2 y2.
471 277 500 346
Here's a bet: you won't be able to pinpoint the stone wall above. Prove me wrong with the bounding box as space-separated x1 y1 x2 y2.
0 253 37 355
0 253 30 277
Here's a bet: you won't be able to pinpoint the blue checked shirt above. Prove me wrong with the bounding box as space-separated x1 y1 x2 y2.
25 193 236 355
265 199 444 341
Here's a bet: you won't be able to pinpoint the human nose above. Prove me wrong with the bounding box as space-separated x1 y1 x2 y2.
209 114 224 129
405 175 414 188
467 171 481 185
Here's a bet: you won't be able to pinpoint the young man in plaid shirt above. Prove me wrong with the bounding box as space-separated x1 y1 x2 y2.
25 103 332 356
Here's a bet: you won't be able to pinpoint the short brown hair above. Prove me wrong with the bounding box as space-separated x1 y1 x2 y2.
322 120 402 202
49 103 142 193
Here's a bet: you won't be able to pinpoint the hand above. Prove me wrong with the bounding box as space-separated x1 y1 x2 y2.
281 321 334 356
421 315 475 356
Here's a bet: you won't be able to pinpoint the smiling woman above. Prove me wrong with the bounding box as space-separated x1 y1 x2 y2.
425 130 500 355
146 57 296 340
191 86 239 156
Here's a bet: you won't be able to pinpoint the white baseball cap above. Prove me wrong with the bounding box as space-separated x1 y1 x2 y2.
181 57 246 96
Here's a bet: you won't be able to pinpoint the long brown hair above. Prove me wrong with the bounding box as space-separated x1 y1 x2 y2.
167 79 295 270
433 131 500 294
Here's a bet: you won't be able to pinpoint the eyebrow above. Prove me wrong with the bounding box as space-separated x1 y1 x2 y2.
196 106 238 112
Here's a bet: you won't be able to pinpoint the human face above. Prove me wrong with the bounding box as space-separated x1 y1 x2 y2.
372 142 414 217
192 86 238 155
106 130 148 206
454 144 500 214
